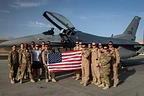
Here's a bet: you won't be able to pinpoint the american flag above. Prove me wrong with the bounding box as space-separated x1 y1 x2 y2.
47 50 82 72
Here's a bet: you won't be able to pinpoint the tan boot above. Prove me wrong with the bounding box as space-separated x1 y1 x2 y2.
83 83 87 86
52 78 57 82
103 84 109 90
98 83 105 88
113 84 117 87
46 79 49 82
11 79 15 84
80 82 83 84
30 79 35 83
75 78 80 80
19 79 23 84
72 76 75 79
94 82 99 86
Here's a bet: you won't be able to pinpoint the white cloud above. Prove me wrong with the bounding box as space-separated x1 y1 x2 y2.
9 0 46 8
27 21 52 28
0 10 10 14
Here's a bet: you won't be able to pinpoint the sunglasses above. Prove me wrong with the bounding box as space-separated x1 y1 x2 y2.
108 44 113 45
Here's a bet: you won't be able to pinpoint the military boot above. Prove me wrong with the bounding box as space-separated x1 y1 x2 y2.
80 81 84 84
98 83 105 88
103 84 109 90
46 79 49 82
113 84 117 87
52 78 57 82
83 83 87 86
30 79 35 83
11 79 15 84
19 79 23 84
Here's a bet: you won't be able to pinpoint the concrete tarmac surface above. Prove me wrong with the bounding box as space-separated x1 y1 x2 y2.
0 55 144 96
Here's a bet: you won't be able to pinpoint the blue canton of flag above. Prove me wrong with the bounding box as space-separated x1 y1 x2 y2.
48 52 62 64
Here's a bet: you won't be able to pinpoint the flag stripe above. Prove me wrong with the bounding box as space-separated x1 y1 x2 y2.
48 62 82 66
49 67 81 72
48 65 81 69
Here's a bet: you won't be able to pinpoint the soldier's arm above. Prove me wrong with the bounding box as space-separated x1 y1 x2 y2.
31 52 33 65
42 51 46 66
8 51 12 67
19 51 22 64
83 50 90 58
115 48 120 64
101 56 111 66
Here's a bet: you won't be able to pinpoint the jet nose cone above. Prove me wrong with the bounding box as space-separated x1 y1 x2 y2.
0 36 35 47
0 41 11 47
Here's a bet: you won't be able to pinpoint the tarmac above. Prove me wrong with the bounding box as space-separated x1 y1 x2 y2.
0 55 144 96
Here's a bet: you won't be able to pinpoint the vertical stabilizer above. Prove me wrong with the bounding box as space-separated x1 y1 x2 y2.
123 16 141 40
113 16 141 41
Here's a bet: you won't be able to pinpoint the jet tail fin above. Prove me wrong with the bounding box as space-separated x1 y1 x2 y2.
113 16 141 41
123 16 141 40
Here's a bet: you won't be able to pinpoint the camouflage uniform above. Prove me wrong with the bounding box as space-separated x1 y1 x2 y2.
81 48 90 86
42 49 56 82
91 48 101 85
8 50 19 83
99 51 111 89
109 47 120 87
17 48 23 80
19 49 34 83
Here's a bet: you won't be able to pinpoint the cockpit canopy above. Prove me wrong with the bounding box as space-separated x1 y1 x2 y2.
43 11 74 31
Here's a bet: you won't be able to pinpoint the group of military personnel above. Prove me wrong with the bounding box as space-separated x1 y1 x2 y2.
8 40 120 90
73 41 120 90
8 41 57 84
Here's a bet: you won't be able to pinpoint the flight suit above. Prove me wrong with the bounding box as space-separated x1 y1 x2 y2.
8 50 19 83
42 49 56 82
87 48 92 80
73 46 81 80
109 47 120 87
81 49 90 86
19 49 34 83
99 52 111 89
91 48 101 85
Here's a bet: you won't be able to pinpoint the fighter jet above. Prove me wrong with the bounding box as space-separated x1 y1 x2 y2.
0 11 142 59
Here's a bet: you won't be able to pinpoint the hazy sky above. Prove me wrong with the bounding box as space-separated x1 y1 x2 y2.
0 0 144 41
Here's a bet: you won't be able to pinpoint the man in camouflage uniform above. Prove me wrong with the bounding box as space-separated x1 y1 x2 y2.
40 41 46 77
8 45 19 84
91 42 101 85
42 44 57 83
98 46 111 90
19 43 35 83
80 45 90 86
108 41 120 87
17 43 24 81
